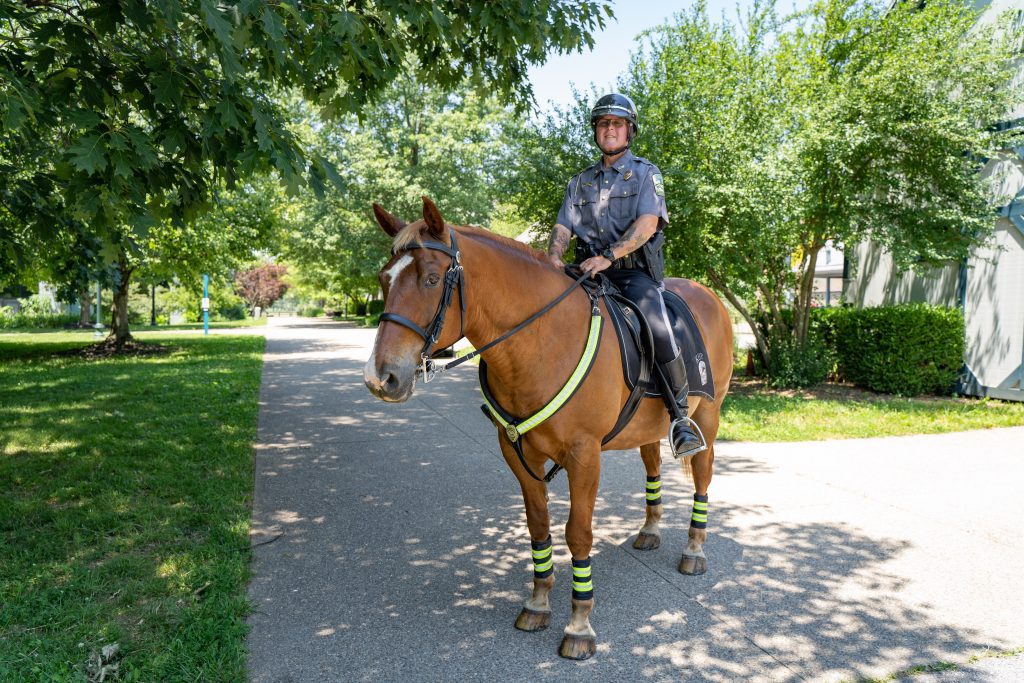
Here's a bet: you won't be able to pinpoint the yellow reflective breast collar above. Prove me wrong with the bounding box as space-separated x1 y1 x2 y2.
479 312 603 444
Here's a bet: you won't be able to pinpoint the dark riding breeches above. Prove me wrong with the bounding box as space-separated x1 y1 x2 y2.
602 268 679 364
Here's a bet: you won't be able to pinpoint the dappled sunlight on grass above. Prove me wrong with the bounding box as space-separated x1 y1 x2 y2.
0 335 264 680
719 379 1024 441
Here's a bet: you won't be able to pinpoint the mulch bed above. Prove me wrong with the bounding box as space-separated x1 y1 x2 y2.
53 338 174 360
727 375 955 404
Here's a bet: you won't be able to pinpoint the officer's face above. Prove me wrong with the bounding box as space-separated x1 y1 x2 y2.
595 115 629 153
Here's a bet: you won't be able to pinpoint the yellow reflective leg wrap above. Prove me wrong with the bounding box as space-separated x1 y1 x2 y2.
691 494 709 529
531 536 553 578
571 558 593 601
645 475 662 506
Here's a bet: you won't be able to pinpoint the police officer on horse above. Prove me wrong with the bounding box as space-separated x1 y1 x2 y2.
546 93 705 458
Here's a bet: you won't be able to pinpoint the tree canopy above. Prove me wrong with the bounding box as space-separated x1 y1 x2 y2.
0 0 611 341
281 78 526 304
512 0 1022 372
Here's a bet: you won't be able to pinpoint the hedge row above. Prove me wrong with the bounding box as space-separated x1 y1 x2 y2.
0 308 80 329
815 303 964 396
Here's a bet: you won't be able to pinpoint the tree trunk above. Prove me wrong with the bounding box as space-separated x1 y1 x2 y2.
706 267 771 370
78 289 91 327
150 284 156 326
792 239 823 345
108 258 134 346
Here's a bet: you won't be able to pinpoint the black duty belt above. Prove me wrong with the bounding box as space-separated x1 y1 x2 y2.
609 252 641 270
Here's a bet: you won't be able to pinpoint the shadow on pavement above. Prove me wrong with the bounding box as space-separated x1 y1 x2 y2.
248 328 993 682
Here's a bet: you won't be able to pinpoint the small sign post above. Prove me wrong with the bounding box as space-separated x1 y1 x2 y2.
202 274 210 336
93 281 103 338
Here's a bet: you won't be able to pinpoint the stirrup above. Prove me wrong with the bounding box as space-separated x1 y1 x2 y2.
669 416 707 459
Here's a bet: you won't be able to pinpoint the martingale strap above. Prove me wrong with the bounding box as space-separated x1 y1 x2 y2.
479 312 603 483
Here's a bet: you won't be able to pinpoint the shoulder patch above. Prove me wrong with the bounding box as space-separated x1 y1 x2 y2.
653 173 665 197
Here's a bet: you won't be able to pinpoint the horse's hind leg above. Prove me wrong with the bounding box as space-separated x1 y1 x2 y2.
633 441 663 551
679 403 720 575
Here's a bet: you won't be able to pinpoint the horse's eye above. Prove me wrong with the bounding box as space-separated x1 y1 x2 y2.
425 273 441 287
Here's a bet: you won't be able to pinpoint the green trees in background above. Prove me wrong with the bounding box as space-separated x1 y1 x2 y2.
280 79 527 307
511 0 1021 376
635 0 1020 370
0 1 611 342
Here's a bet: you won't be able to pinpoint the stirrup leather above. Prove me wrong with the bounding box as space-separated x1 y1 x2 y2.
669 415 707 458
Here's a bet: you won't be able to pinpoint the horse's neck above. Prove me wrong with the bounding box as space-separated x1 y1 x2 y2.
458 233 590 409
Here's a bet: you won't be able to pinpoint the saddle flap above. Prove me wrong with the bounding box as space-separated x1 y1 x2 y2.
602 284 715 402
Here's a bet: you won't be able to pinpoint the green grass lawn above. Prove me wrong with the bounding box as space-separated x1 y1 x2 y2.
0 334 264 681
719 377 1024 441
1 332 1021 680
0 318 267 336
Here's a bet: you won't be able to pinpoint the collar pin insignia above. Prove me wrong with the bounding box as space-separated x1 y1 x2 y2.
623 170 633 180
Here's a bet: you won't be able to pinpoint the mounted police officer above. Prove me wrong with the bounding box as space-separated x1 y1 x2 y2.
546 93 705 458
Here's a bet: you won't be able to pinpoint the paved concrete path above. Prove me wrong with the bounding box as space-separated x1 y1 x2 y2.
247 317 1024 682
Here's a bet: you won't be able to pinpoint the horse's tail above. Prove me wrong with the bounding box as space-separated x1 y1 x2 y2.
678 452 695 483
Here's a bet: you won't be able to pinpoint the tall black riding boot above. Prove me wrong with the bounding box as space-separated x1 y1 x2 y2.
658 352 707 458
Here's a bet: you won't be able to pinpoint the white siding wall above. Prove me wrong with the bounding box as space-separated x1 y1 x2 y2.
845 244 958 308
963 220 1024 397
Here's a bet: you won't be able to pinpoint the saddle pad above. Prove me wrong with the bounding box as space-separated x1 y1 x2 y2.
663 290 715 400
605 287 715 401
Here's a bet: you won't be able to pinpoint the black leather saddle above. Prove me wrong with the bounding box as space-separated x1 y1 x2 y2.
578 272 715 445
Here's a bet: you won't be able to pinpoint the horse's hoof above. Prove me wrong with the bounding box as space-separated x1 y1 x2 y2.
678 553 707 575
559 634 597 660
633 532 661 551
515 608 550 632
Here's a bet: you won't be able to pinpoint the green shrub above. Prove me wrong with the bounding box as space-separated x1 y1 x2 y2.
765 332 835 389
364 313 381 327
367 300 385 315
354 301 368 316
830 304 964 396
218 302 248 320
0 303 79 329
297 306 323 318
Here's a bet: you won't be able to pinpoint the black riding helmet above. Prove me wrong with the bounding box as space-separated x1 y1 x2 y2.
590 93 638 154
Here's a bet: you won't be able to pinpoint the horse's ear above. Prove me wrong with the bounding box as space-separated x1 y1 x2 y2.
422 196 445 239
372 203 406 238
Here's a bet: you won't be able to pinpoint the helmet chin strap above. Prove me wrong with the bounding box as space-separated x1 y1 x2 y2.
601 142 630 157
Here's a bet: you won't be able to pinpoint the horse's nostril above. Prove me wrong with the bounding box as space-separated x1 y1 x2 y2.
383 373 400 393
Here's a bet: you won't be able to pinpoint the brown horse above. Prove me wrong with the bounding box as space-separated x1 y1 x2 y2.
364 197 733 660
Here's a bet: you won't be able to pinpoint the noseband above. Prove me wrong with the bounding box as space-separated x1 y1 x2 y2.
378 231 466 376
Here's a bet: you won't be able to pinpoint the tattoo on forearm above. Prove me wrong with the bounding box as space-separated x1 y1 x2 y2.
612 224 648 256
548 225 571 257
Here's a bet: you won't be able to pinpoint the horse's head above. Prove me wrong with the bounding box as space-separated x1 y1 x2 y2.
363 197 465 402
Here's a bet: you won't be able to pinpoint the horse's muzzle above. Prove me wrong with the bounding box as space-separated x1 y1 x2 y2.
363 355 416 402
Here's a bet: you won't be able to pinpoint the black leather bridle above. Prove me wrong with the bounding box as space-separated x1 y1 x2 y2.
378 229 593 387
378 231 466 379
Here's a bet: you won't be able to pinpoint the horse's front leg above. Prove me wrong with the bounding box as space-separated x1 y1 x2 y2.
560 446 601 660
513 472 555 632
679 406 719 575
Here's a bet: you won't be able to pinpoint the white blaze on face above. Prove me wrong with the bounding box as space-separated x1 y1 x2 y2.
365 254 412 389
383 254 413 287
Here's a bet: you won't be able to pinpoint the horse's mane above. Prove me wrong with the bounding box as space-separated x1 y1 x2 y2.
392 221 552 269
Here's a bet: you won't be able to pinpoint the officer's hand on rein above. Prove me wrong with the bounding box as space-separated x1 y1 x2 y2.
580 255 612 278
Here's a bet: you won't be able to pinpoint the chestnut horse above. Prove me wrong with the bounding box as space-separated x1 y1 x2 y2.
364 198 733 660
